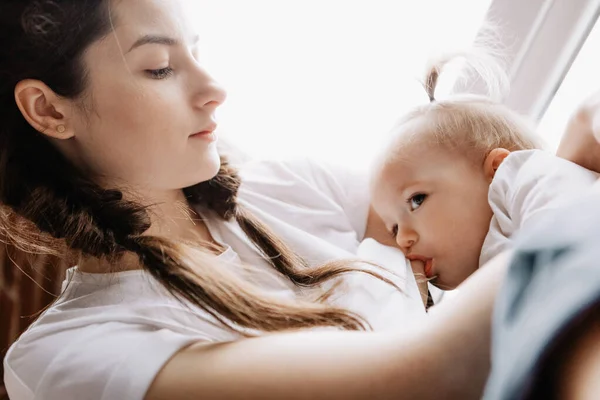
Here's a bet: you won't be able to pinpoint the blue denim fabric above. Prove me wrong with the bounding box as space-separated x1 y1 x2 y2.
484 193 600 400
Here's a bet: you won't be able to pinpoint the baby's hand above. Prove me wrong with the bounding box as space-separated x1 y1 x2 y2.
556 91 600 173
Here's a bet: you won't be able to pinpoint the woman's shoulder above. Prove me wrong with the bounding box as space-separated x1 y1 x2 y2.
237 158 371 239
5 316 219 400
238 158 369 211
4 271 239 400
37 268 240 339
238 157 344 188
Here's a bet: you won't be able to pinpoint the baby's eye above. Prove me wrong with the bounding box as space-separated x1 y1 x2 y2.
408 194 427 211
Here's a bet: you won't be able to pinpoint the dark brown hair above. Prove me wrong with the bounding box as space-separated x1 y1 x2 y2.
0 0 395 333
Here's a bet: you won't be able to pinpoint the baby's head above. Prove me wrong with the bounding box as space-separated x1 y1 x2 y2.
370 59 542 290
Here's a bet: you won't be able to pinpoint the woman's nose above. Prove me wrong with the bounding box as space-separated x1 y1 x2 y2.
198 82 227 111
191 66 228 110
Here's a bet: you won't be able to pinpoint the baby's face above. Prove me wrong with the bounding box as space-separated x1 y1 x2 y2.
370 141 493 290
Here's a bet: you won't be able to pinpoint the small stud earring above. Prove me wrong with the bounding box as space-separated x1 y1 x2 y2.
56 125 66 134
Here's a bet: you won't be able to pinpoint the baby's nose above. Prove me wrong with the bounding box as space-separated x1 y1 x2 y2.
396 227 418 252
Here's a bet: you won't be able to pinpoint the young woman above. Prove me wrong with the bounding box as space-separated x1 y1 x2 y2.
1 1 507 399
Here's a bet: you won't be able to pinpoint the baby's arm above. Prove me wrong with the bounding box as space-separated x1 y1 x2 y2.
556 91 600 173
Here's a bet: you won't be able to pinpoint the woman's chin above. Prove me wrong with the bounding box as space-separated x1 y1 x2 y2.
186 155 222 187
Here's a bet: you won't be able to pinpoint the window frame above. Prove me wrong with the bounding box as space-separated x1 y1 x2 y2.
471 0 600 119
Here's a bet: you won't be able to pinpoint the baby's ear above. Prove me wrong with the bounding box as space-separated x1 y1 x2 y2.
483 148 510 182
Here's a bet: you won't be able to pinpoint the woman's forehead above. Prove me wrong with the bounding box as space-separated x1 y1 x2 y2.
109 0 198 46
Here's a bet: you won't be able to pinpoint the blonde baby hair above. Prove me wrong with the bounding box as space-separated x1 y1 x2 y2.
388 48 543 164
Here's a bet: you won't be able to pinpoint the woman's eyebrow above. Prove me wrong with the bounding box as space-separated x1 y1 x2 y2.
126 34 200 54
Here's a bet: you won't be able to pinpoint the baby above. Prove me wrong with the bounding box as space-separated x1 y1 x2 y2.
370 56 598 291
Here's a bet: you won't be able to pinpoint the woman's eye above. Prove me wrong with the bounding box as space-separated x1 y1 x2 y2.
390 224 398 238
146 67 174 79
408 194 427 211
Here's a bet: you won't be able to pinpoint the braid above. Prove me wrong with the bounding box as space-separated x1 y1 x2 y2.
186 156 399 292
1 126 149 259
0 120 375 332
124 235 368 332
3 132 371 332
184 155 240 219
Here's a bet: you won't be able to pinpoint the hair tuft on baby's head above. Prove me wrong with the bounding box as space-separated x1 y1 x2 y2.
381 26 544 165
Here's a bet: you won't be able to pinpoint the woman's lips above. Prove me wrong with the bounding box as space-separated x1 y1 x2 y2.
189 131 216 142
191 130 213 136
190 124 217 140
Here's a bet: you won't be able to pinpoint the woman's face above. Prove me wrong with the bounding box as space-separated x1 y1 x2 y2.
66 0 226 193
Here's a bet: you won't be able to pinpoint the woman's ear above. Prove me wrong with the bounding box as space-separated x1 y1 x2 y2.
483 148 510 182
14 79 75 140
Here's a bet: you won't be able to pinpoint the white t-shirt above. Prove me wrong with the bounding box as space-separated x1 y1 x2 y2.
480 150 599 266
4 159 425 400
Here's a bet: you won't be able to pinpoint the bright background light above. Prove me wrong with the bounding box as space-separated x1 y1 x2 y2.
537 18 600 151
190 1 492 167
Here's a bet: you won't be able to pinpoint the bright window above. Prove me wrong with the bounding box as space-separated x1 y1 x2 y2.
191 1 493 167
537 17 600 151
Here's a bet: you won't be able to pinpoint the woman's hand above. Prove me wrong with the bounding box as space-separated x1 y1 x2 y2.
556 91 600 173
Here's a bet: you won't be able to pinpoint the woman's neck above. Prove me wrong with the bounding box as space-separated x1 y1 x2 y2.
145 188 214 245
78 188 217 274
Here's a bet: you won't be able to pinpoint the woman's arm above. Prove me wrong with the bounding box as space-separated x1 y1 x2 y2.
146 253 509 400
554 308 600 400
